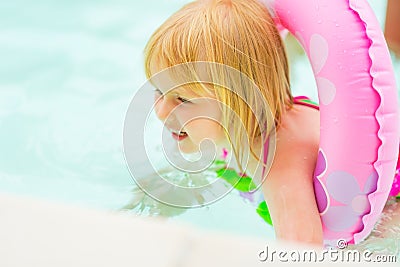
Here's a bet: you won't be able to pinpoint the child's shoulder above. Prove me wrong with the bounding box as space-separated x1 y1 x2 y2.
269 103 320 176
277 103 320 148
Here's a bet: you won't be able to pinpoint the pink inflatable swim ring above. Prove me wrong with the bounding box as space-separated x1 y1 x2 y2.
261 0 399 245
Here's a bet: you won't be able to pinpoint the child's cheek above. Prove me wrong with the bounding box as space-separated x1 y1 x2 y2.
186 119 224 143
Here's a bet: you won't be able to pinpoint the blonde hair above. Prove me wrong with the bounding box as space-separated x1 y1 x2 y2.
144 0 293 169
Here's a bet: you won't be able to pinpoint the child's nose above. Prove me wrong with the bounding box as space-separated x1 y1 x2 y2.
154 97 175 122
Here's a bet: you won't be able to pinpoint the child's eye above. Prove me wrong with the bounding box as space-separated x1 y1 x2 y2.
177 96 191 103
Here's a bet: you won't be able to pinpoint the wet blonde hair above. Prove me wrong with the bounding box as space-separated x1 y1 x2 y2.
144 0 293 169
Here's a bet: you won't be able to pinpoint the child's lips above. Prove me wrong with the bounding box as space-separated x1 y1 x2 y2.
170 129 188 141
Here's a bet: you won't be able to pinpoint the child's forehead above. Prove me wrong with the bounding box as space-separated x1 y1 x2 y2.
149 63 216 97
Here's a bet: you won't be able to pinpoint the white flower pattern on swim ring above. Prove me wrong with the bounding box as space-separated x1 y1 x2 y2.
323 170 378 232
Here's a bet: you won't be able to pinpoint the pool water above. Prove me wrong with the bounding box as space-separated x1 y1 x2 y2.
0 0 399 255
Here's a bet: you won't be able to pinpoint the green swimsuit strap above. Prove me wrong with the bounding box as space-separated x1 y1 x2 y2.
293 95 319 110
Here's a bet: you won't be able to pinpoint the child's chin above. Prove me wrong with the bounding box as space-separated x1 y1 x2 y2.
176 139 206 155
177 143 197 154
177 141 220 157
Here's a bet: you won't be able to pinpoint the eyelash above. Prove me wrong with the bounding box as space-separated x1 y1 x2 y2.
177 96 191 103
154 89 192 104
154 89 163 96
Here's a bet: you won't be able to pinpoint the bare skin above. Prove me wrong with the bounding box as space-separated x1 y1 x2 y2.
261 103 323 246
153 78 323 245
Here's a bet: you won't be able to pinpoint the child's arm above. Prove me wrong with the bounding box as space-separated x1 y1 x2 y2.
262 122 323 246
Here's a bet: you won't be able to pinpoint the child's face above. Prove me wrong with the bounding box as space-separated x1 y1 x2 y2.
154 87 226 154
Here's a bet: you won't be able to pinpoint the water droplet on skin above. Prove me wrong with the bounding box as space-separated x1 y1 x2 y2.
303 157 308 160
335 23 339 27
317 20 323 24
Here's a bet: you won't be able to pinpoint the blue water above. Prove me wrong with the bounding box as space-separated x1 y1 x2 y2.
0 0 399 245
